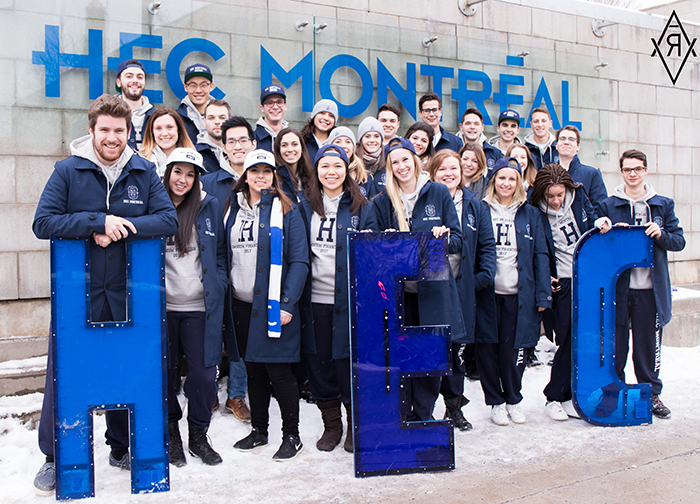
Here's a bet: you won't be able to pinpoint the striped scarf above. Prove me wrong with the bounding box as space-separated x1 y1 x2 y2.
267 197 284 338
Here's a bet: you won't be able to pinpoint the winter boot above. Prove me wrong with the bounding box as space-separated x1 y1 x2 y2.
343 405 354 453
316 399 343 451
443 395 473 431
168 422 187 467
188 427 223 465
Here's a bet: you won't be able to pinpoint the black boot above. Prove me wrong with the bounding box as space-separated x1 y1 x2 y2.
343 405 353 453
444 396 473 431
169 422 187 467
188 427 223 465
316 399 343 451
526 347 543 367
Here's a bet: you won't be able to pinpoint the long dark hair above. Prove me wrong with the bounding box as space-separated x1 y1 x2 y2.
273 127 313 192
231 166 294 215
529 163 581 208
163 163 202 256
305 145 367 218
405 122 435 161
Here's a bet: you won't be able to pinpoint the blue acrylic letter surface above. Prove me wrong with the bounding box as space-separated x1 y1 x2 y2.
349 232 454 477
51 238 169 499
572 227 654 426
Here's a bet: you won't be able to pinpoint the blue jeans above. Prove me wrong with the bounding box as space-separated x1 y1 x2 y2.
227 360 247 399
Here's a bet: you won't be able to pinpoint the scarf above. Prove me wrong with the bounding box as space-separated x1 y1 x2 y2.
267 197 284 338
363 149 382 173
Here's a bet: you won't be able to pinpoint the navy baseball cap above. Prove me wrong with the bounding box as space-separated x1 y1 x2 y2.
184 64 213 83
115 59 145 93
498 109 520 125
314 144 349 166
384 137 416 158
260 84 286 103
491 156 522 176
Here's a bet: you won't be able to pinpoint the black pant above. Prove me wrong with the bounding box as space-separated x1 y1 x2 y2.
440 342 466 399
232 298 299 437
39 300 129 458
306 303 351 406
544 278 572 403
475 294 524 405
615 289 663 395
166 311 217 429
402 292 440 421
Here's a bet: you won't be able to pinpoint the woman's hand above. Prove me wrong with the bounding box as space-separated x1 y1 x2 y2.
431 225 450 238
281 313 292 326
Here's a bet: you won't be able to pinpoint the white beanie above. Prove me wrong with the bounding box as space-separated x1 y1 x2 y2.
311 99 339 122
357 117 385 143
328 126 356 145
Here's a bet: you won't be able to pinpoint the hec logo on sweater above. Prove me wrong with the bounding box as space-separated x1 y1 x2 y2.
205 217 215 237
654 216 664 228
651 11 697 86
124 185 143 205
423 204 440 221
351 215 360 231
467 213 476 232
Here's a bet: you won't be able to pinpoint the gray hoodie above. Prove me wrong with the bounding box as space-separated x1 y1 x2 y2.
310 192 342 304
124 94 153 149
196 130 230 172
180 96 207 135
538 189 581 279
487 134 521 154
523 131 556 154
70 135 133 210
256 116 288 142
613 183 657 289
456 131 488 146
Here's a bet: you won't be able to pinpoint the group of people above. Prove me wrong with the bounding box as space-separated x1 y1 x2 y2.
31 58 685 495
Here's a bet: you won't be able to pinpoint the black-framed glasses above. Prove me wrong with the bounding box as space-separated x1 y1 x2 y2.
186 81 212 90
421 107 440 115
621 167 646 174
263 99 286 107
226 138 252 147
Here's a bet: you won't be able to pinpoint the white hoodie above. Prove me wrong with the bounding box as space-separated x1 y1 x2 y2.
613 183 657 290
538 189 581 279
229 192 260 303
486 198 520 295
125 94 153 149
310 192 342 304
70 135 133 210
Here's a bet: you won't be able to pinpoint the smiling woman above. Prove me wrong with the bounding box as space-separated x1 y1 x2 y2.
140 108 196 178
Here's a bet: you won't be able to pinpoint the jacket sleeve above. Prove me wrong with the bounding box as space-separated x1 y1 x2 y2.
655 199 685 252
588 170 608 213
33 163 106 239
280 205 310 315
366 200 384 232
581 190 599 229
214 199 230 290
124 167 179 239
533 210 552 309
474 201 496 290
439 185 462 255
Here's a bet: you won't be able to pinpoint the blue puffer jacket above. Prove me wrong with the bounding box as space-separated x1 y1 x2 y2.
598 193 685 328
224 189 311 362
455 188 497 344
33 154 178 321
369 180 466 342
299 190 372 359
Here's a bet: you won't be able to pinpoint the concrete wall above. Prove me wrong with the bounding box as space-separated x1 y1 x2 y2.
0 0 699 340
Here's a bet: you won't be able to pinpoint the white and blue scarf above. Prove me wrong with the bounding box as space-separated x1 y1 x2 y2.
267 197 284 338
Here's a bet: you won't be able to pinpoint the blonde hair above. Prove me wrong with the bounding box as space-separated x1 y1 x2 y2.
348 151 368 184
484 161 527 207
385 139 423 231
427 150 464 190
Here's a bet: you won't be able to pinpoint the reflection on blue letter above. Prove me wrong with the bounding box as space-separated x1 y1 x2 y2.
451 69 493 126
572 228 653 426
260 47 314 113
377 59 416 120
420 64 454 101
319 54 373 118
165 38 225 100
492 73 524 125
527 77 560 129
349 232 454 477
561 81 582 130
52 238 168 499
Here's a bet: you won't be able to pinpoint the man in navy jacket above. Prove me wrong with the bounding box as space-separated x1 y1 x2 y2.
253 84 288 153
556 125 607 211
598 149 685 420
418 92 463 153
114 59 154 152
32 95 178 495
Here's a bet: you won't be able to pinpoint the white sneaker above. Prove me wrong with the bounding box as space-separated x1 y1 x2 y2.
506 403 526 424
561 400 581 419
545 401 569 421
491 403 509 426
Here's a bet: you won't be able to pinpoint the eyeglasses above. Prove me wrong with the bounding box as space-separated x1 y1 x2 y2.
421 107 441 115
263 99 286 107
621 166 646 174
557 136 578 144
226 137 251 147
185 81 212 90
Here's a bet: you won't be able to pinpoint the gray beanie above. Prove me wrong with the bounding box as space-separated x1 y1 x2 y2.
357 117 385 143
311 99 339 122
328 126 356 146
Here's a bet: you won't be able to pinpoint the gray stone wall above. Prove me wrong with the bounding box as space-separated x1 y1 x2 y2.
1 0 698 340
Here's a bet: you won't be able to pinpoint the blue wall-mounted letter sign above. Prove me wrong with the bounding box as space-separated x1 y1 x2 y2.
572 227 654 426
51 238 169 500
348 232 454 477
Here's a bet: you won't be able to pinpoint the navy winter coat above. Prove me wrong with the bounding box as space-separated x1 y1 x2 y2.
487 202 551 348
175 194 229 367
455 188 497 344
598 193 685 328
482 141 503 173
567 155 608 212
127 107 154 152
196 143 221 174
524 138 559 171
254 125 274 153
299 191 372 359
372 168 387 196
201 169 236 216
176 102 201 145
224 190 311 362
435 126 463 153
538 189 597 279
369 181 466 342
33 154 178 322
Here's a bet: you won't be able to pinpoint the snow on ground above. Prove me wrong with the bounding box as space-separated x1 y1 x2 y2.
1 343 699 504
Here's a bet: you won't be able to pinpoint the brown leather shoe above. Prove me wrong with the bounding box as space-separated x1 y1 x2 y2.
212 395 220 412
225 397 251 422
